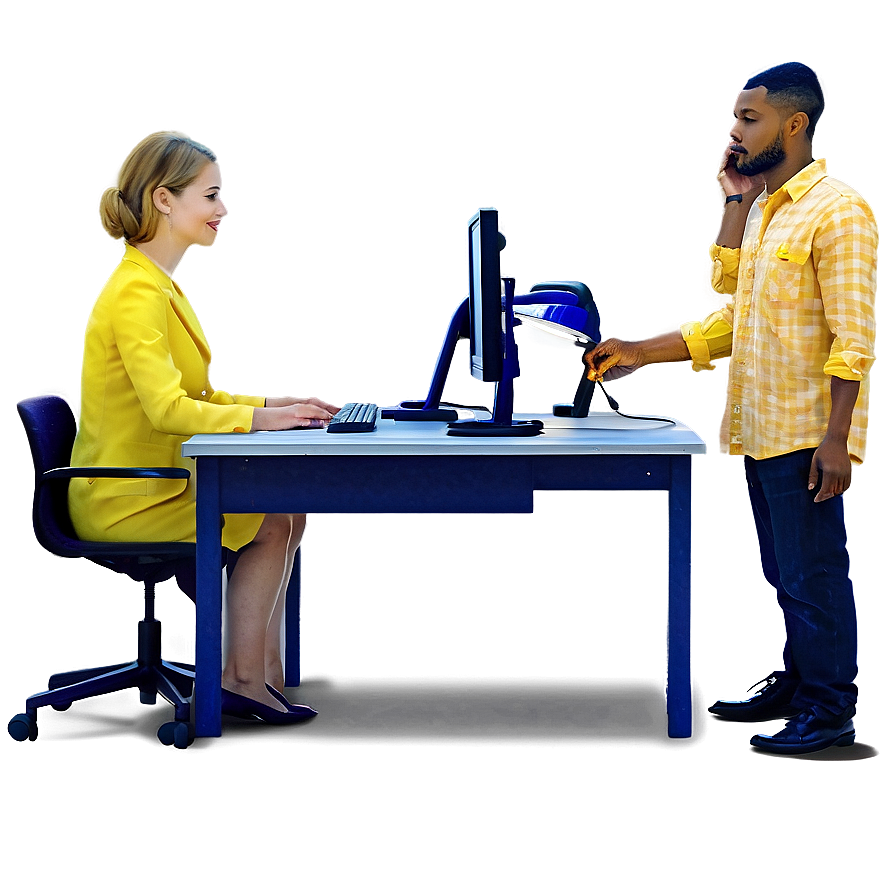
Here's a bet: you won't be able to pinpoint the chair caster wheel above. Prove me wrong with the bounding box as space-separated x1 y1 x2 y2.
9 713 38 742
158 720 195 749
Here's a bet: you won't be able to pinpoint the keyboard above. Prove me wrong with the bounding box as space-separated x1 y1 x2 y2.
327 402 378 433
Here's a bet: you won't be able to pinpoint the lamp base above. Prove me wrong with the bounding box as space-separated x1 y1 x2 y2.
553 404 588 417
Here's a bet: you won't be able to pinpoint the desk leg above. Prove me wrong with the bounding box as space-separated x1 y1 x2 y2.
284 547 301 688
667 457 692 737
194 457 223 738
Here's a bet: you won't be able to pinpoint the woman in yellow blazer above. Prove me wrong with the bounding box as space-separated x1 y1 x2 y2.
70 132 339 724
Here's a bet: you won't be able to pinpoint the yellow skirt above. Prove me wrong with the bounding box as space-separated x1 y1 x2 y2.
70 484 264 552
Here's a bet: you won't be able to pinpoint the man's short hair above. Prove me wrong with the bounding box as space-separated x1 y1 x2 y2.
744 62 825 139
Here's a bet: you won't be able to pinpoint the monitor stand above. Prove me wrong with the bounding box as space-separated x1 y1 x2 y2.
447 279 542 437
379 300 467 422
447 378 544 433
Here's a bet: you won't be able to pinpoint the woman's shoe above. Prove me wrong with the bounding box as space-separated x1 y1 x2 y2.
221 688 317 725
266 684 318 719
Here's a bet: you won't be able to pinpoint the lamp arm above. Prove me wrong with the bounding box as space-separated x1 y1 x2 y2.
529 281 593 299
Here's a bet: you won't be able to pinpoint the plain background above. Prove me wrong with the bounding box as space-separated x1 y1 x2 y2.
2 2 891 893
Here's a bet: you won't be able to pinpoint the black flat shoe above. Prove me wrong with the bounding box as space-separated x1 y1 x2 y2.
266 684 318 718
750 707 856 755
221 688 317 725
708 673 799 722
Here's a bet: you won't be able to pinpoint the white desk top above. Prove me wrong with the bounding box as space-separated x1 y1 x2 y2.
183 412 705 458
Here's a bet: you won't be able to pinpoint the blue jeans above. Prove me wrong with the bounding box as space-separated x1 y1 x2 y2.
744 448 858 716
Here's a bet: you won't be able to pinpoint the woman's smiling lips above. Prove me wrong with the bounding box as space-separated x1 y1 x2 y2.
207 221 220 231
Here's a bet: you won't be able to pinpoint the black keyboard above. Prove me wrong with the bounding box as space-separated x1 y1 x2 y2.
327 402 378 433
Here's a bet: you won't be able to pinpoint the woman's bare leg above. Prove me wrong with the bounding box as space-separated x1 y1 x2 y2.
222 513 296 712
264 514 306 692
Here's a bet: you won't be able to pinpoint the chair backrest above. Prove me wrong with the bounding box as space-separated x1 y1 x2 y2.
18 394 198 588
17 395 83 558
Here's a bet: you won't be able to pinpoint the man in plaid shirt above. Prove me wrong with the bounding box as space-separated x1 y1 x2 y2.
585 62 877 755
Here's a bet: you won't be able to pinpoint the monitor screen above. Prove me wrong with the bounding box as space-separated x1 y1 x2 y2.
468 208 503 382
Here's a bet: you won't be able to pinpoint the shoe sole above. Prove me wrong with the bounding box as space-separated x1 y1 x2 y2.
709 707 800 723
749 730 856 755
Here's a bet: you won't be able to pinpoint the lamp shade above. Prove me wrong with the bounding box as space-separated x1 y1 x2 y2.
513 282 600 345
512 282 601 419
513 301 592 343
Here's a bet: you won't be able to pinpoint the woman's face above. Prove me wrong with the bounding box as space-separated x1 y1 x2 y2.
167 162 227 249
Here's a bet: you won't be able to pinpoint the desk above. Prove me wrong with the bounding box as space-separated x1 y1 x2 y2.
184 413 705 740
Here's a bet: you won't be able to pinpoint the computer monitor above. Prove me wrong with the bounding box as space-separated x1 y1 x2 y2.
447 209 542 436
467 208 503 383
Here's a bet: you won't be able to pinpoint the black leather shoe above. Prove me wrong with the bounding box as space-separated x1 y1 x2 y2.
708 673 799 722
750 707 856 755
266 684 318 716
221 688 318 725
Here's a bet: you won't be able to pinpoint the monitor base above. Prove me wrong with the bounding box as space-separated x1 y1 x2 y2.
382 402 459 422
446 419 543 437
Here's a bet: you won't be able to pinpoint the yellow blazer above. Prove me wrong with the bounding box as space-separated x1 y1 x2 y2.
69 244 264 550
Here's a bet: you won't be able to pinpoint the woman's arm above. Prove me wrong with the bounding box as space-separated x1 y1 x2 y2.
251 396 340 431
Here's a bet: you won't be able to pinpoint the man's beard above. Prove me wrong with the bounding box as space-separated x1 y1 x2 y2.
736 131 786 177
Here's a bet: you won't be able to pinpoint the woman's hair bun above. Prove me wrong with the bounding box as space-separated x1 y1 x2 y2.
99 187 139 240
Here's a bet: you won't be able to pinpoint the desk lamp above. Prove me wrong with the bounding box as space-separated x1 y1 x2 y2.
513 280 601 418
384 280 600 422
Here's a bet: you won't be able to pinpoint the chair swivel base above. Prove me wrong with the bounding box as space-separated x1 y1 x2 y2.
8 619 196 749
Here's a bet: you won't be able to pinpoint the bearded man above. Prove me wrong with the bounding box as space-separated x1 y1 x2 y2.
585 62 877 755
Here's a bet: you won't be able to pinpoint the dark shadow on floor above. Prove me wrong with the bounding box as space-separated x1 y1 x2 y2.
32 679 706 746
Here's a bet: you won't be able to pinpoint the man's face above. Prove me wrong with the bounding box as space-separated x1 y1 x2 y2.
730 86 787 177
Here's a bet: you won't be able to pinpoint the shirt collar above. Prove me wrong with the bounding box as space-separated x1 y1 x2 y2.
778 158 827 203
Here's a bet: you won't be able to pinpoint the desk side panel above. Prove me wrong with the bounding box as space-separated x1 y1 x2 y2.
215 455 536 513
532 454 674 491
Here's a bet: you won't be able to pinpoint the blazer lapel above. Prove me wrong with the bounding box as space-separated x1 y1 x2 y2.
122 244 212 363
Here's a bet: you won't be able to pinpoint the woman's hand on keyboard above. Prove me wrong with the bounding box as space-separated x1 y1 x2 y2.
264 396 341 414
251 400 337 431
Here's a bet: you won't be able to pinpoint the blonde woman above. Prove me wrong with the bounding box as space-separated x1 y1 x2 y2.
70 132 338 724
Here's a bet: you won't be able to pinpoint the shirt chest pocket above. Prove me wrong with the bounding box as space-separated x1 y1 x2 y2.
764 241 813 302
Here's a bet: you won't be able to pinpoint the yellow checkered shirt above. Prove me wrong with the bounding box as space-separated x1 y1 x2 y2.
681 160 877 462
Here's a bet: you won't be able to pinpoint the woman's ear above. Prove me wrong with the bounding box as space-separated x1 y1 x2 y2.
152 185 173 215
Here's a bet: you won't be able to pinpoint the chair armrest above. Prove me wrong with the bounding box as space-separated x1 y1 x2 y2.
42 466 191 481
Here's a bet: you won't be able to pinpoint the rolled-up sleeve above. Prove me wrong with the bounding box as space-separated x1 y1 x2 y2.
681 308 734 372
816 198 877 382
710 243 741 295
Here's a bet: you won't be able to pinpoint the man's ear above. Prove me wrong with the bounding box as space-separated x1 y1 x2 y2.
152 186 173 215
787 111 811 140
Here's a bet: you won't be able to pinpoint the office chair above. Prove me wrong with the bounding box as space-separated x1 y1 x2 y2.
9 395 199 749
